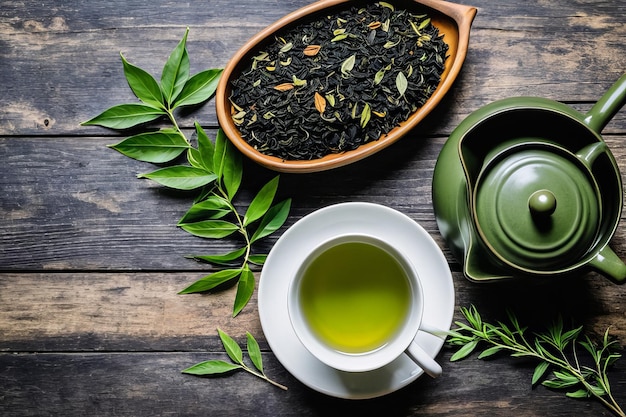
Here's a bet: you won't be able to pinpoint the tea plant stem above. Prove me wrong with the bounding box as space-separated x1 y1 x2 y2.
165 108 186 143
508 342 621 416
164 108 254 272
218 184 253 266
243 366 288 391
448 306 624 417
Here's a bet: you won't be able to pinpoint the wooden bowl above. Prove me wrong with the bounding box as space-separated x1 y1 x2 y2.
216 0 477 173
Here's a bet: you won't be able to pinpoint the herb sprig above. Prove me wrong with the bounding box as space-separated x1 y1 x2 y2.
182 328 287 390
447 305 624 417
82 29 291 317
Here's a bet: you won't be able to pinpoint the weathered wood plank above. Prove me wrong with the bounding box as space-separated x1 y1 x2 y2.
0 272 261 352
0 350 623 416
0 132 449 270
1 1 626 415
1 0 625 135
1 270 624 352
2 133 626 271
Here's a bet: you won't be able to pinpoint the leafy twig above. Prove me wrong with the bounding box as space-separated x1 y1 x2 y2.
447 305 624 417
82 28 291 317
182 328 288 390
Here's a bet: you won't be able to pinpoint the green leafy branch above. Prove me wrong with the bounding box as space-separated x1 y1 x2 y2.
82 28 291 317
183 328 287 390
447 305 624 417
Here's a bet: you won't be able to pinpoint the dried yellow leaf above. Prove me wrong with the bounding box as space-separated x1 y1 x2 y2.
368 21 381 29
314 92 326 114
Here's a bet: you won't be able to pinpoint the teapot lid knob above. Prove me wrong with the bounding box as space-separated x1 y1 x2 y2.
529 189 557 216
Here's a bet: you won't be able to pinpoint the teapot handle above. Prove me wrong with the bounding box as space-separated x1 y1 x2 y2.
583 73 626 133
588 245 626 283
575 141 607 167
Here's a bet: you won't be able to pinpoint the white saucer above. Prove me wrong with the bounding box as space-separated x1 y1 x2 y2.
258 202 455 400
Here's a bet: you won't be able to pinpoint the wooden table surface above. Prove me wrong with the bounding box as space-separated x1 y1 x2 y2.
2 0 626 415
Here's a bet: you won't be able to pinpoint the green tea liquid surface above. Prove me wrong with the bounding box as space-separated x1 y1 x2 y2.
299 241 411 354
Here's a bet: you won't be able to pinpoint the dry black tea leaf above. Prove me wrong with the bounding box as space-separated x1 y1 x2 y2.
229 1 448 160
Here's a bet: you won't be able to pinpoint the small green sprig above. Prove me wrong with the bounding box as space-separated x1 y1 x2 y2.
182 328 288 390
82 29 291 317
447 305 624 417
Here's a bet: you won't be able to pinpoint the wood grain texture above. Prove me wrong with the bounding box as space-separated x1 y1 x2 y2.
2 133 626 270
1 350 623 417
1 0 625 135
1 270 623 352
1 0 626 415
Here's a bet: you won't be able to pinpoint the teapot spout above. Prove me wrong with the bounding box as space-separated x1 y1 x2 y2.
588 246 626 283
464 236 515 282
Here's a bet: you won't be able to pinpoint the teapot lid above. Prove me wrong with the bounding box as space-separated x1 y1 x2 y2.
473 144 601 271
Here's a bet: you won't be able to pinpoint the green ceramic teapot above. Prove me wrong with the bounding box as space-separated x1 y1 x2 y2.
433 73 626 283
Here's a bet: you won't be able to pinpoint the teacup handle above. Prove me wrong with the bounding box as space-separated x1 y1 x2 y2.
406 340 442 378
405 322 446 378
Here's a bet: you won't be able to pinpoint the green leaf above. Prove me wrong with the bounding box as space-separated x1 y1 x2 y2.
566 389 591 399
187 147 203 169
532 361 550 385
341 54 356 76
218 328 244 365
374 69 385 85
173 68 223 108
478 346 503 359
233 265 255 317
244 176 279 226
138 165 217 190
450 339 479 361
108 130 189 163
250 198 291 243
223 140 243 200
532 338 549 356
248 254 268 265
246 332 264 373
360 102 371 128
81 103 165 129
587 383 608 397
178 268 242 294
180 220 239 239
121 53 164 109
418 17 431 31
332 33 349 42
189 247 247 266
462 305 482 329
213 128 228 181
579 338 597 358
543 371 579 389
182 360 242 375
562 326 583 347
195 122 215 172
491 327 515 346
542 379 576 389
605 352 622 369
178 196 231 224
450 322 476 335
161 28 190 105
396 71 408 97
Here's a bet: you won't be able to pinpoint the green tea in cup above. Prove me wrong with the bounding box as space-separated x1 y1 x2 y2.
288 234 442 376
298 240 411 354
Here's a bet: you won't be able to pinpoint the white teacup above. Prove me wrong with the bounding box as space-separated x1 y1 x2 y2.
287 233 443 377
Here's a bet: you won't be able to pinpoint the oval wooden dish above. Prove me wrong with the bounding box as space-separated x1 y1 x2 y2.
216 0 477 173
